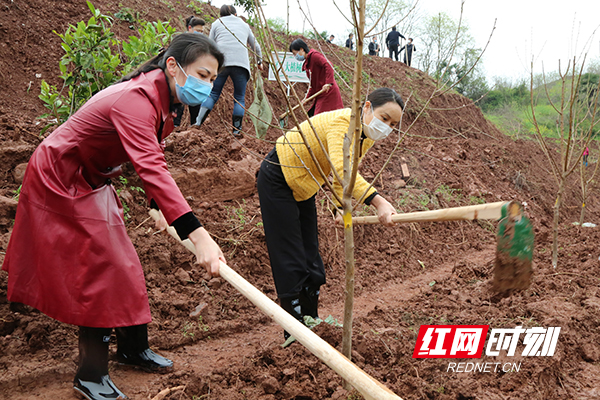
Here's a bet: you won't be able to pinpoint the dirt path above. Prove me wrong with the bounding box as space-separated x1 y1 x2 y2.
2 245 486 400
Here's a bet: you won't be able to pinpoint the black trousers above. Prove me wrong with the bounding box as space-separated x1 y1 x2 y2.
173 105 201 126
257 148 326 299
389 44 399 61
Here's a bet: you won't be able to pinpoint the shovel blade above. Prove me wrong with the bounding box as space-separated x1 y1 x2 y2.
492 202 534 293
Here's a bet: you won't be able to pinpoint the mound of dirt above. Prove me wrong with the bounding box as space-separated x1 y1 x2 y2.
1 1 600 400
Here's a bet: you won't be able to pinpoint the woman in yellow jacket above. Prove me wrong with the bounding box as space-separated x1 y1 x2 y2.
257 88 403 339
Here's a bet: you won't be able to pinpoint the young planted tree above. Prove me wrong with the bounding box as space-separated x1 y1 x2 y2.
240 0 491 393
530 57 600 268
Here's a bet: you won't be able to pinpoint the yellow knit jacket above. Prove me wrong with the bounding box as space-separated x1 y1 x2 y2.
275 108 377 204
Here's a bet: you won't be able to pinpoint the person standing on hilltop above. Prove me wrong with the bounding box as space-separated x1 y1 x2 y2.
2 33 226 400
326 34 335 44
399 37 416 67
368 37 380 56
195 5 263 136
257 88 403 341
345 33 354 50
289 38 343 116
386 26 405 61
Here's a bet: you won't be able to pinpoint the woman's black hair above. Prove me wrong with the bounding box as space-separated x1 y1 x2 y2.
185 15 206 28
120 33 224 82
367 88 405 110
289 38 310 53
220 4 236 17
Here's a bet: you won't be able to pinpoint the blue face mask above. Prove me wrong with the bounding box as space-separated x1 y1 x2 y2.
175 62 213 106
295 54 305 62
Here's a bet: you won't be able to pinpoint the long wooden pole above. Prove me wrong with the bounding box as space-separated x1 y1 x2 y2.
352 201 509 225
149 211 403 400
278 87 328 120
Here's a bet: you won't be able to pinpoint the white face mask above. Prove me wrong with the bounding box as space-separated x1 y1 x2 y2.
363 108 393 140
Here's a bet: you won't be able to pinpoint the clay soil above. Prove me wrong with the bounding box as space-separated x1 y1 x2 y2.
2 1 600 399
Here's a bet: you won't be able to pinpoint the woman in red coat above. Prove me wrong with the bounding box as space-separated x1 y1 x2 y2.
289 39 344 116
2 33 226 400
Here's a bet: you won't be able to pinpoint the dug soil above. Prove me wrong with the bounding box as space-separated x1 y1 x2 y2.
1 1 600 399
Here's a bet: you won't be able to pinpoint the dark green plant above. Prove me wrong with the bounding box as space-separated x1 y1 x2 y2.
121 20 176 75
186 0 203 14
39 2 175 129
114 7 139 24
39 1 119 125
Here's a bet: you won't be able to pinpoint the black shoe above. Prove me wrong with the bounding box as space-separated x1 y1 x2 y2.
195 107 211 126
280 297 304 340
299 285 320 319
232 115 243 136
73 375 128 400
117 348 173 373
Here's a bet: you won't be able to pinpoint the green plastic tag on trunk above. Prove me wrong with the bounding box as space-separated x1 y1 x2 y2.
497 202 534 261
493 202 534 292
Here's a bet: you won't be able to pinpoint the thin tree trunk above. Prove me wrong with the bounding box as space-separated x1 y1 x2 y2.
579 174 587 225
552 179 566 269
341 0 366 390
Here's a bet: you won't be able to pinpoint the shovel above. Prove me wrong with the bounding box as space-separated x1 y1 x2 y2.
353 201 534 292
149 210 403 400
278 87 328 128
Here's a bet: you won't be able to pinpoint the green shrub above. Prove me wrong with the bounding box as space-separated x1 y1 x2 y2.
121 20 175 76
39 2 175 128
39 1 119 125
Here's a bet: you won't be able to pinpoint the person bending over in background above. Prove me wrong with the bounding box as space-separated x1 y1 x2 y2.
386 26 405 61
289 38 343 117
400 38 416 67
173 15 207 127
2 33 226 400
186 15 206 34
256 88 403 340
196 4 262 136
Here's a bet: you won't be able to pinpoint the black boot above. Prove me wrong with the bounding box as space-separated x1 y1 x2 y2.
74 327 128 400
232 115 243 136
280 297 304 340
115 324 173 373
195 107 211 127
299 285 320 319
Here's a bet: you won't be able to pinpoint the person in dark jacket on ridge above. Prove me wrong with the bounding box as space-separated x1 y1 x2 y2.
399 37 416 67
385 26 405 61
368 37 380 56
345 33 354 50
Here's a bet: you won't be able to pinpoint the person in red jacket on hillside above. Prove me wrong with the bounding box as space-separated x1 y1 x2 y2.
2 33 226 400
289 39 344 116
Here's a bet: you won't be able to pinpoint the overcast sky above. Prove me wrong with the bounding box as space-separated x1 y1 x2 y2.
249 0 600 84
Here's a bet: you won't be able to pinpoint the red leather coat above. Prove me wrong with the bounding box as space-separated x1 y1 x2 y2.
303 49 344 115
2 69 191 328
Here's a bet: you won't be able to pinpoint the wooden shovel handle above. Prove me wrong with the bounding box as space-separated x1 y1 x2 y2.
278 87 328 120
148 210 403 400
353 201 509 225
